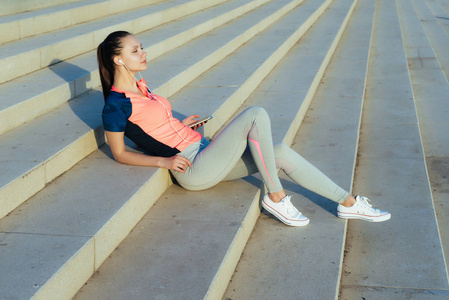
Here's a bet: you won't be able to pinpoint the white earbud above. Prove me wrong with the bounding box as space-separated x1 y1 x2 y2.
118 59 124 65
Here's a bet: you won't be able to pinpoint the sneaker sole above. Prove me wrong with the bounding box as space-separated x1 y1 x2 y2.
262 199 310 227
337 212 391 222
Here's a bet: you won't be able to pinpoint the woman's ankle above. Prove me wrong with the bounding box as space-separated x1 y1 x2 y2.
268 190 287 203
341 194 356 207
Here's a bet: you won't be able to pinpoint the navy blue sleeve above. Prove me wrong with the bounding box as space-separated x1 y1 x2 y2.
102 92 132 132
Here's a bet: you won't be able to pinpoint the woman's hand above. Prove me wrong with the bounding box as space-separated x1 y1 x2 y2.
181 114 204 130
161 155 192 173
181 114 200 126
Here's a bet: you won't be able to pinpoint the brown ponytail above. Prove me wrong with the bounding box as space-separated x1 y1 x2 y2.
97 31 132 101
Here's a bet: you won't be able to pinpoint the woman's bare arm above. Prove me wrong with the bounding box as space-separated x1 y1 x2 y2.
105 131 191 172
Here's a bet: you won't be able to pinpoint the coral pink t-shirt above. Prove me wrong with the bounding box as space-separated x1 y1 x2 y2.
102 79 201 156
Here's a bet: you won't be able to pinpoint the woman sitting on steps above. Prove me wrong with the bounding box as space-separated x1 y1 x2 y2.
97 31 391 226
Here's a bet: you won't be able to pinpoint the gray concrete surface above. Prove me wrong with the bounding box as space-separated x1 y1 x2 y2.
341 0 449 296
0 0 228 84
74 180 261 300
398 0 449 284
0 0 111 44
0 232 93 300
1 0 449 298
224 0 370 297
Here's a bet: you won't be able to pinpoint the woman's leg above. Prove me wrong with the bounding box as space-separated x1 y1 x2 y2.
173 106 311 226
222 143 390 222
172 106 284 194
173 106 348 202
274 144 351 203
223 143 350 204
172 106 390 224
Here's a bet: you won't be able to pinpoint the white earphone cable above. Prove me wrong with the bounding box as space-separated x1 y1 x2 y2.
120 61 205 145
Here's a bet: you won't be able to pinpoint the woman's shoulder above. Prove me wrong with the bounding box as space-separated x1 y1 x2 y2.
103 90 132 116
106 90 128 103
102 91 133 131
104 90 132 109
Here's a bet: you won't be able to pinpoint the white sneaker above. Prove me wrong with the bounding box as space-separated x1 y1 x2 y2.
337 195 391 222
262 194 310 227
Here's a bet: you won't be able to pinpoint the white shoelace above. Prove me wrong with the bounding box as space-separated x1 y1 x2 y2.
281 195 301 217
357 196 379 213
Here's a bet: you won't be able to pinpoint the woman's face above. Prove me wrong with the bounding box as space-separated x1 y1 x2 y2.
117 35 147 72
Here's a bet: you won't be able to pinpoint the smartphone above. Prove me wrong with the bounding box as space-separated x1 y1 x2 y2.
188 116 213 128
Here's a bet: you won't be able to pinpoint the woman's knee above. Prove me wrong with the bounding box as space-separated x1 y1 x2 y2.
243 106 270 121
273 143 303 174
273 143 293 157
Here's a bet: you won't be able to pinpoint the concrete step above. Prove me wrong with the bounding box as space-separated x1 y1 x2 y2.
422 0 449 33
0 0 229 84
436 0 449 15
0 0 162 44
397 0 449 285
223 0 370 298
0 0 298 220
416 0 449 82
340 0 449 297
0 0 80 17
70 0 358 298
0 0 269 136
427 0 449 36
0 0 329 298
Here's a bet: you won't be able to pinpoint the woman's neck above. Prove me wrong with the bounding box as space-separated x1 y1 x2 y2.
113 70 141 94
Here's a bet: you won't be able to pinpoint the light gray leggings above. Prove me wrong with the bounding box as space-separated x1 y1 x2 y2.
171 106 349 204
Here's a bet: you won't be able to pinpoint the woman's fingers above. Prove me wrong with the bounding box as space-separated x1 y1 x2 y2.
177 155 191 166
182 114 200 125
192 121 206 130
172 155 191 172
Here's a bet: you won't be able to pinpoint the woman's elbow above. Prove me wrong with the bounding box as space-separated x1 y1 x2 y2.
110 149 127 164
113 155 125 164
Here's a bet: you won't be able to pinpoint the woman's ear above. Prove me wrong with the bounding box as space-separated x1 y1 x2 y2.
113 57 123 66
